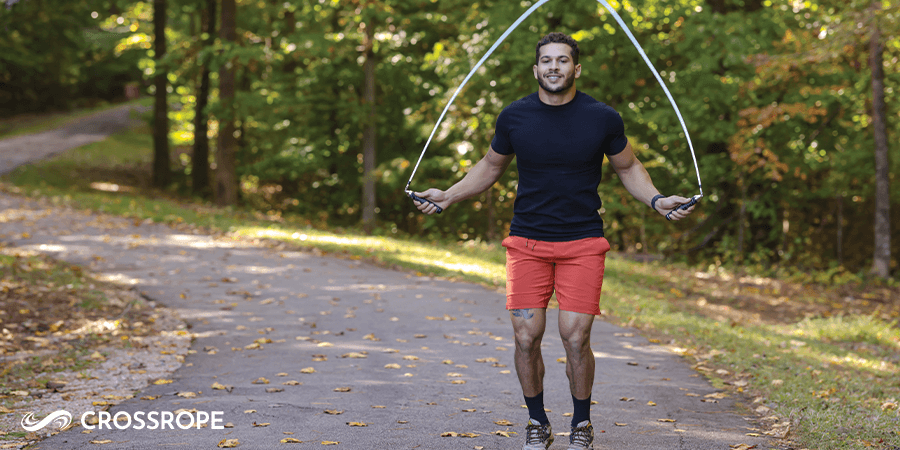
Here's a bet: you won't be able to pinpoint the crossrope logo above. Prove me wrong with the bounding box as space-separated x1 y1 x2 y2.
21 410 73 432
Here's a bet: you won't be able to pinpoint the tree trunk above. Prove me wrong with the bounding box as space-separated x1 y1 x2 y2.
361 20 377 234
836 193 844 266
215 0 238 207
152 0 171 188
192 0 215 197
870 1 891 278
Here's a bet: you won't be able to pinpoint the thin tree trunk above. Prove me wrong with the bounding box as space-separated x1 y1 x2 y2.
152 0 171 188
192 0 215 197
215 0 238 206
836 193 844 266
870 1 891 278
361 20 377 234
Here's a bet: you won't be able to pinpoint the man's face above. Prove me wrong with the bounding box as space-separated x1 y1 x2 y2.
533 43 581 94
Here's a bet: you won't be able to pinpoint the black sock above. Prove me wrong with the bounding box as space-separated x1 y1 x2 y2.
524 391 550 425
571 394 591 428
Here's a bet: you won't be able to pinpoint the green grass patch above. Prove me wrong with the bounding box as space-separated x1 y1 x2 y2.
2 125 899 449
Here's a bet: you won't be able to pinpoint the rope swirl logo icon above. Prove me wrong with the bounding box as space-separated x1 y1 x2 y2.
21 410 72 432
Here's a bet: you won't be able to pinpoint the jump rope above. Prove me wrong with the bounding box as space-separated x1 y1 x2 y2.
405 0 703 221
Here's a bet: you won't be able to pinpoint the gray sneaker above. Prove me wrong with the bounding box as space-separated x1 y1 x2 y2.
566 420 594 449
523 418 554 450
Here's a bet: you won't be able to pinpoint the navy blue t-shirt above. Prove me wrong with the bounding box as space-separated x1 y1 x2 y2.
491 91 628 241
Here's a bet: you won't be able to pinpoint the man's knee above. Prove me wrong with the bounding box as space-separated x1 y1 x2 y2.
514 329 543 353
560 330 591 354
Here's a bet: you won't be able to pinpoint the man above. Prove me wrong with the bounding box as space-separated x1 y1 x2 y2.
412 32 696 450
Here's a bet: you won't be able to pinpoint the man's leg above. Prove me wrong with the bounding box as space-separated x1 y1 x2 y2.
558 310 595 400
559 310 596 449
511 308 547 398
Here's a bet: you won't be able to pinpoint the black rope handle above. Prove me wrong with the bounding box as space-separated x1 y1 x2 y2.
665 195 701 221
407 191 443 214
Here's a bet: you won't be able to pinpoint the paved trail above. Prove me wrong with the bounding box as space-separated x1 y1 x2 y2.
0 107 770 449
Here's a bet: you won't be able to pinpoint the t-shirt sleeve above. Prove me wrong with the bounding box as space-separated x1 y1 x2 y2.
490 109 514 155
604 109 628 156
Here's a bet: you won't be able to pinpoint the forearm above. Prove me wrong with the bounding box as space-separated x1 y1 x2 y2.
444 157 506 205
616 162 661 208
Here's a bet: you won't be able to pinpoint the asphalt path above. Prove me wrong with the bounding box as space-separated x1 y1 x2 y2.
0 107 771 449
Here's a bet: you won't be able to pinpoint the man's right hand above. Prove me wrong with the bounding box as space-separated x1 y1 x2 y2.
412 189 448 215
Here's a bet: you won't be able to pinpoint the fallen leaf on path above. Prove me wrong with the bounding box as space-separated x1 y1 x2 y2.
217 439 239 448
176 392 197 398
492 430 515 437
300 367 316 374
252 377 270 384
244 410 257 414
333 387 352 392
384 363 401 369
658 419 676 423
619 397 635 402
451 380 466 384
363 333 380 341
494 419 515 426
347 422 368 427
615 422 628 426
321 441 340 445
371 405 386 409
252 422 270 427
265 387 284 393
282 380 302 386
153 379 173 385
90 440 113 444
730 445 757 450
280 438 302 443
705 392 728 399
342 352 367 358
441 432 458 437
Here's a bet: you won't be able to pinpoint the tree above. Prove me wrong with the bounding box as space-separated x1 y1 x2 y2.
361 18 377 234
215 0 238 206
153 0 172 188
870 0 891 277
192 0 215 197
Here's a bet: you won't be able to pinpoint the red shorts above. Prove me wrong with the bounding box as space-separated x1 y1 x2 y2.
502 236 611 316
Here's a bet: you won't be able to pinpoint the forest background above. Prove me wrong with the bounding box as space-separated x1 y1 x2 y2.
1 0 897 279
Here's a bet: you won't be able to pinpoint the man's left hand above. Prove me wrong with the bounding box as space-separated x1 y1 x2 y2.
655 195 696 221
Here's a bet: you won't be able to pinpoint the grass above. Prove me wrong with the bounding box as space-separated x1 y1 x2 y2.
1 124 899 449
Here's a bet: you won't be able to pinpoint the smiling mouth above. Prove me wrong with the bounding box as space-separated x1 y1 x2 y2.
546 75 562 82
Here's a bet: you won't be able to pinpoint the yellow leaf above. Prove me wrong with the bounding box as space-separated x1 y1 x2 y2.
494 419 514 426
265 387 284 393
371 405 386 409
90 439 113 444
217 438 239 448
441 432 459 437
705 392 728 399
176 392 197 398
363 333 379 341
492 430 515 437
442 359 453 364
300 367 316 374
730 445 757 450
342 352 367 359
459 432 480 438
321 441 340 445
282 380 302 386
384 363 401 369
451 380 466 385
615 422 628 426
244 410 257 414
252 377 270 384
211 382 227 390
403 355 419 361
346 422 368 427
647 401 657 406
153 379 173 385
658 418 676 423
324 410 344 415
252 422 270 427
333 387 352 392
280 438 302 443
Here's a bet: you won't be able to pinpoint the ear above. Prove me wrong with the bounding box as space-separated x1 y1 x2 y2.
533 64 539 80
574 63 582 79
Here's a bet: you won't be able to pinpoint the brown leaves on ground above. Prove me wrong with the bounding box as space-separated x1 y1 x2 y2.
0 249 169 393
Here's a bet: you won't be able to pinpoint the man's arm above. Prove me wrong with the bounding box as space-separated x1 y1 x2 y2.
413 146 514 215
608 140 695 221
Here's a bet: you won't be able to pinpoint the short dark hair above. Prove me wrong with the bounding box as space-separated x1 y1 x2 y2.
535 32 580 66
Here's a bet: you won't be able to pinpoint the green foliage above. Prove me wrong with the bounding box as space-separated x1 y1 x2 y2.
3 0 898 273
0 0 144 115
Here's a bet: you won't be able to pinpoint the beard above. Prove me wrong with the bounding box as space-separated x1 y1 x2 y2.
537 72 575 93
